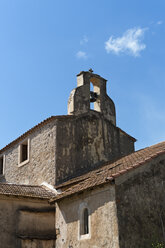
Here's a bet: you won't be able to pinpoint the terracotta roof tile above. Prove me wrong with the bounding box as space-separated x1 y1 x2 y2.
0 183 56 199
50 141 165 202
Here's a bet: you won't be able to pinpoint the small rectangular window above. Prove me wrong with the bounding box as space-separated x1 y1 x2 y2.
21 143 28 162
79 206 90 240
80 208 89 235
0 156 4 175
83 208 89 234
18 139 30 166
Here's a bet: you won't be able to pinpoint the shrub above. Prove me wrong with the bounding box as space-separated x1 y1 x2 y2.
152 243 164 248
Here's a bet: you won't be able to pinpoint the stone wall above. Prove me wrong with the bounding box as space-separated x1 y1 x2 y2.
0 196 55 248
2 120 57 185
115 154 165 248
55 111 135 185
0 111 135 186
56 184 120 248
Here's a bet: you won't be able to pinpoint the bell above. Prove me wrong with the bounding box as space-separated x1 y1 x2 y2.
90 91 98 102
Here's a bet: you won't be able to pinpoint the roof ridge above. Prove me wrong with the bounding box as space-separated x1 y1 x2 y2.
0 115 74 153
0 111 136 154
0 182 43 188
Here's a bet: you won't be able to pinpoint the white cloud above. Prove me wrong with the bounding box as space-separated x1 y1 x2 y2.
76 51 87 59
105 27 146 57
80 35 88 45
157 20 163 25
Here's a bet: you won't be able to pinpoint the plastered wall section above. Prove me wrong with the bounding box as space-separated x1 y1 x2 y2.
55 112 135 184
0 196 55 248
115 154 165 248
56 184 120 248
2 120 57 185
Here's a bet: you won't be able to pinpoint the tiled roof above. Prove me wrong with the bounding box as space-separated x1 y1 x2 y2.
0 112 135 154
50 141 165 202
0 183 56 200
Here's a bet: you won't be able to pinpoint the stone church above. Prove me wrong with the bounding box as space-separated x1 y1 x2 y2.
0 70 165 248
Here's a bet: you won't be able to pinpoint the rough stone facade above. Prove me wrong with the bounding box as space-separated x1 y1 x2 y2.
3 70 161 248
1 120 57 185
0 112 134 186
53 150 165 248
0 71 135 186
115 154 165 248
0 196 55 248
56 184 120 248
55 112 135 184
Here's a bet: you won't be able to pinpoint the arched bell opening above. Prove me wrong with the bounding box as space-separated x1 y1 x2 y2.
68 70 116 125
90 77 101 113
90 82 95 110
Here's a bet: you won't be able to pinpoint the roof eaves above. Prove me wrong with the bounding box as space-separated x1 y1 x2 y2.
49 176 114 203
50 141 165 203
0 112 136 154
0 183 56 200
0 115 75 154
0 193 50 200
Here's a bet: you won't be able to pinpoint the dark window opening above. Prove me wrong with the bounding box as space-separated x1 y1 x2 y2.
83 208 89 235
20 141 28 163
0 156 3 175
90 82 94 110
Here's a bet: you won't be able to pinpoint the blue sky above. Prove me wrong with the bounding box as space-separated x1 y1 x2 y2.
0 0 165 150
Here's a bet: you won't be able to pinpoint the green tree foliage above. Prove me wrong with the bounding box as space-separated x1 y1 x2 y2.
152 243 164 248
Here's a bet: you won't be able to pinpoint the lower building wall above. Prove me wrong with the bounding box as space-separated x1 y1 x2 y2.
115 155 165 248
21 240 54 248
0 196 56 248
56 184 120 248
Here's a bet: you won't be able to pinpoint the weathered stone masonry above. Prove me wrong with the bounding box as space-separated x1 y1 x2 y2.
0 70 135 186
56 184 120 248
1 119 57 185
1 70 165 248
115 154 165 248
55 111 135 184
0 196 55 248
